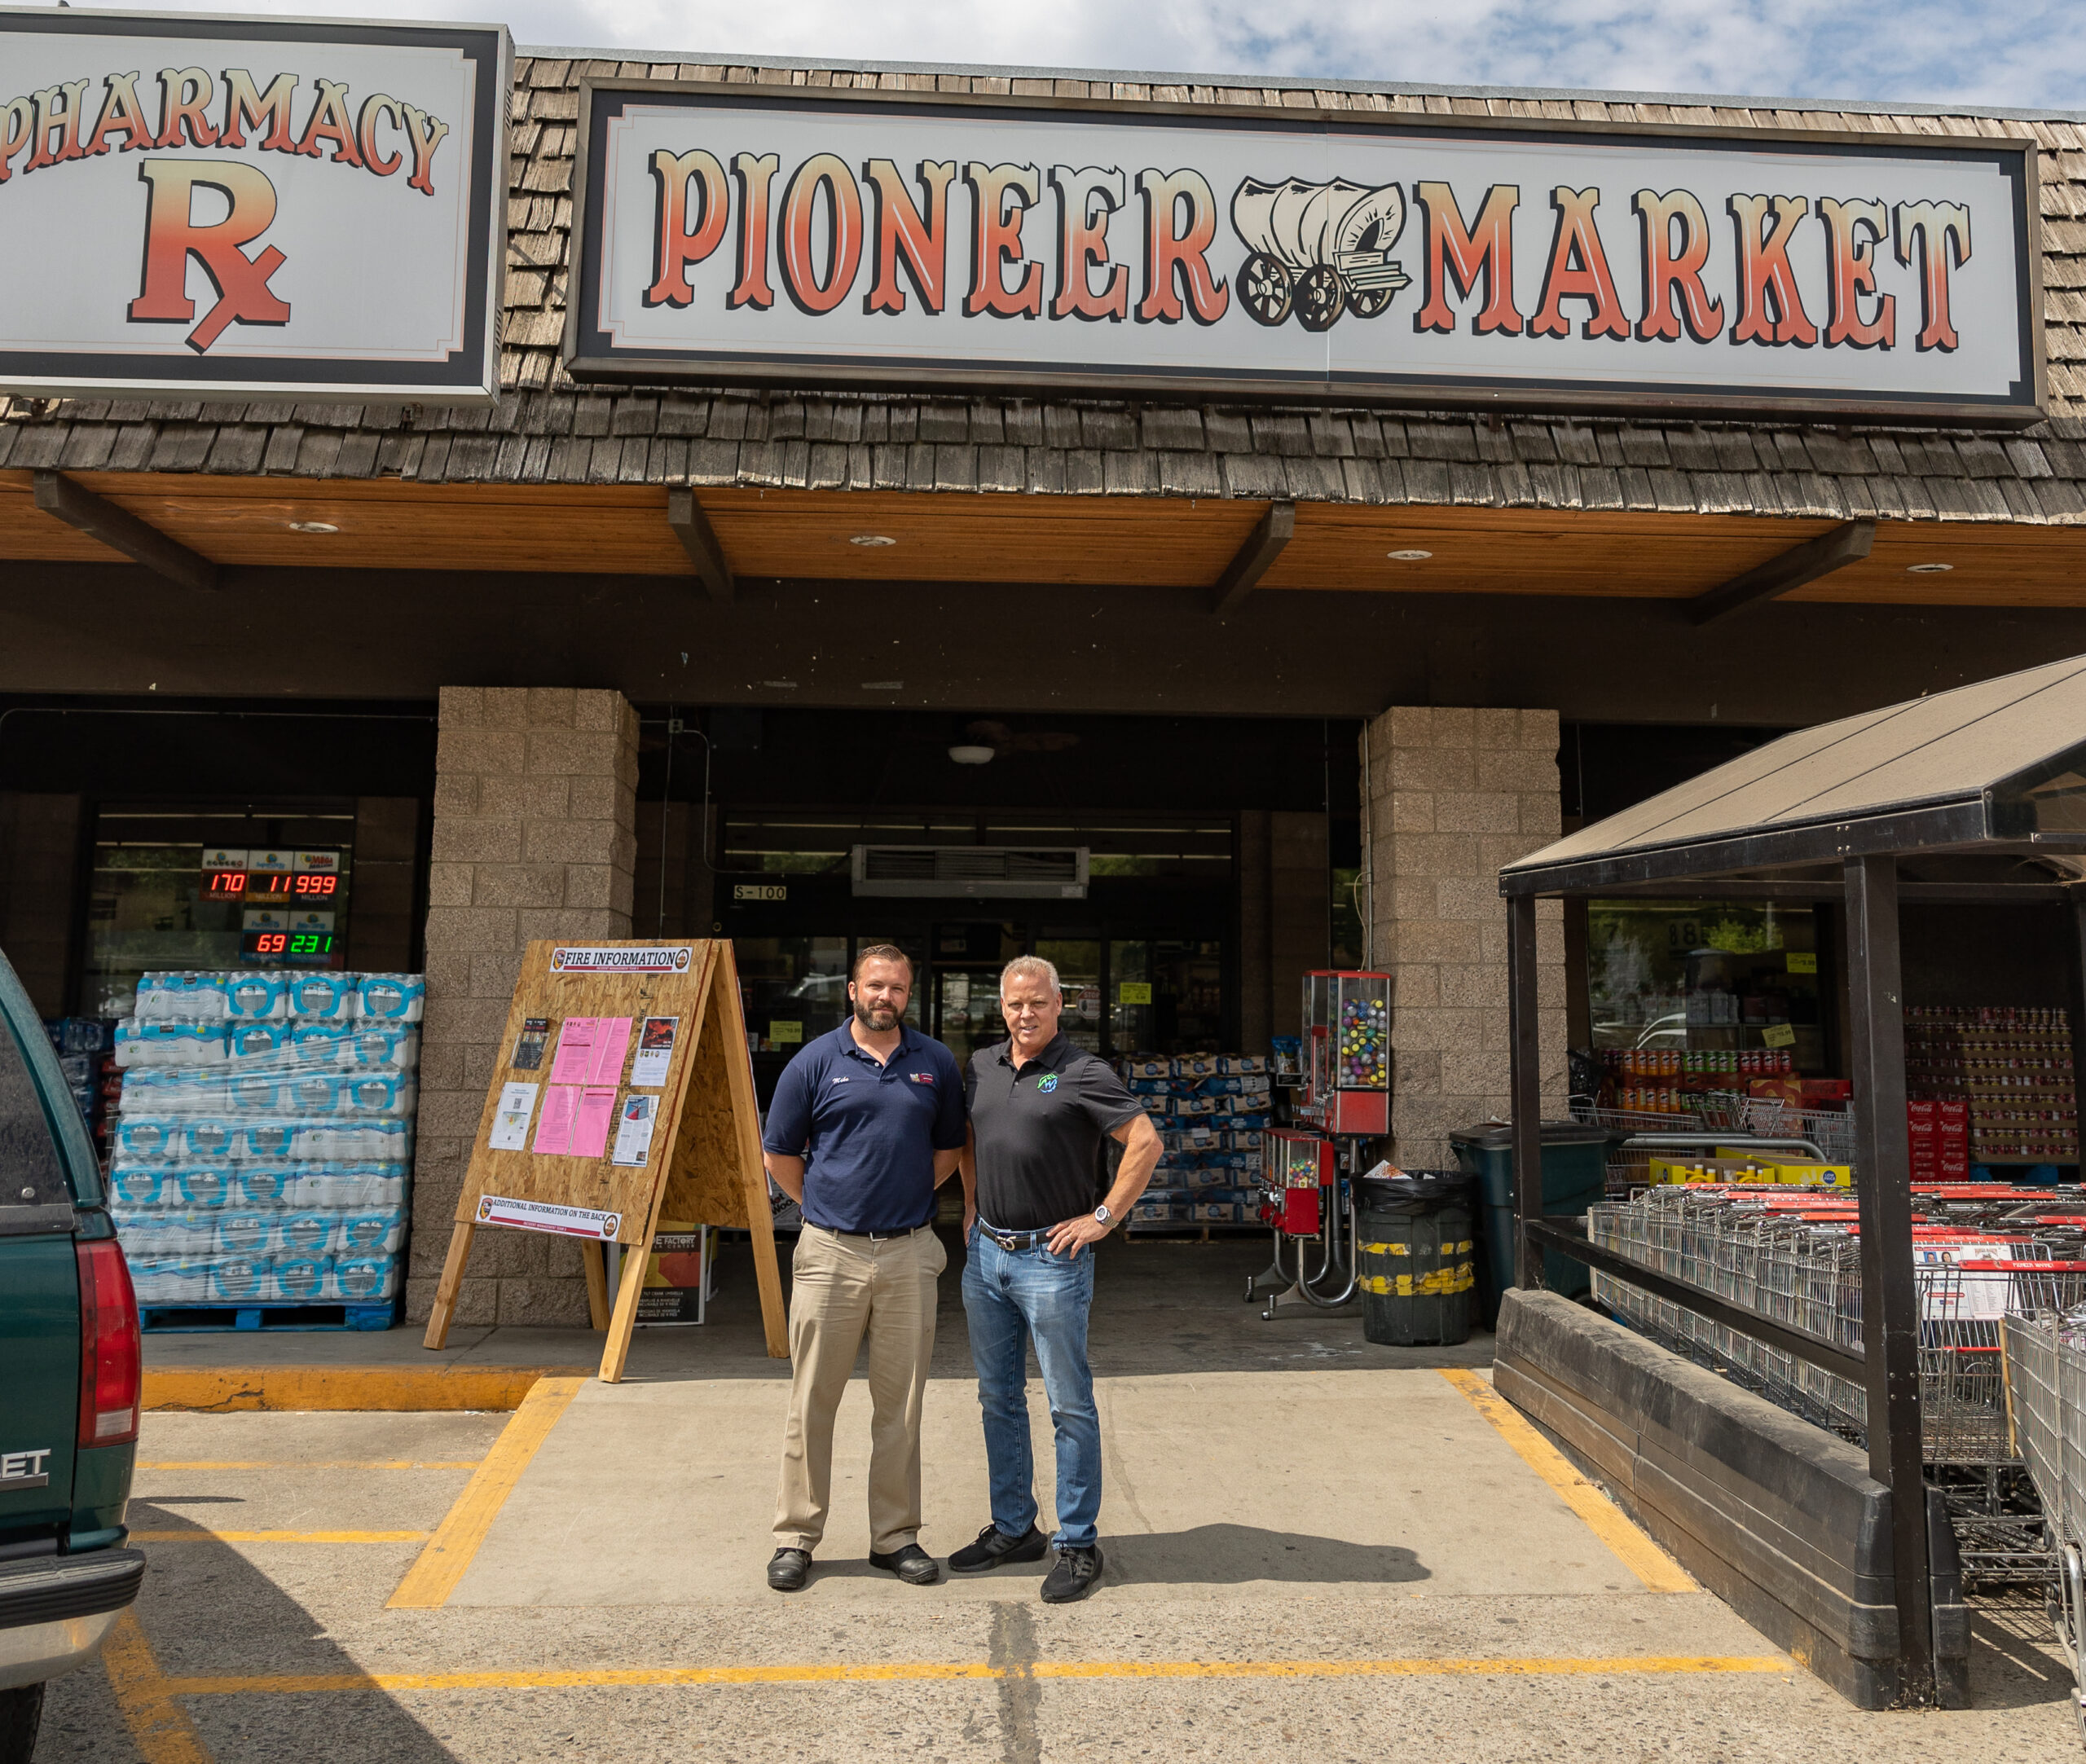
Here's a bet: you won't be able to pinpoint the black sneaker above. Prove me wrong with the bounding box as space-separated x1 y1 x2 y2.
869 1543 942 1586
767 1547 811 1592
948 1523 1049 1575
1040 1545 1104 1603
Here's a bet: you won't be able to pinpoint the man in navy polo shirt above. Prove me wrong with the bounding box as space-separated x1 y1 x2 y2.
762 944 966 1593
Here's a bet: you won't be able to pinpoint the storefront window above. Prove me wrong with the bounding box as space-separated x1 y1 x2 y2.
735 935 848 1054
1037 935 1102 1052
1586 900 1826 1074
1331 865 1365 969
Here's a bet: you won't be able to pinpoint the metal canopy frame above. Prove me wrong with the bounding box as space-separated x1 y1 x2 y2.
1497 657 2086 1709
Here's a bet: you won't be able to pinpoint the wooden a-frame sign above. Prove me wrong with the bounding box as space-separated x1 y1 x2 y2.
422 939 786 1379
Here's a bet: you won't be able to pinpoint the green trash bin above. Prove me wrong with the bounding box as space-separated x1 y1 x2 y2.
1450 1122 1615 1326
1353 1172 1476 1348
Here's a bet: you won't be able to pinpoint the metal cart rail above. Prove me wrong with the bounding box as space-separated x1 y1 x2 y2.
2003 1311 2086 1743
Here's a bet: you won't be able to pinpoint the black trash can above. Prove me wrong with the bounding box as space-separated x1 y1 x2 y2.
1353 1171 1476 1347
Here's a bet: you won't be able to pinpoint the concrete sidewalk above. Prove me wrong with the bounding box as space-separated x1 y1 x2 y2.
140 1230 1498 1403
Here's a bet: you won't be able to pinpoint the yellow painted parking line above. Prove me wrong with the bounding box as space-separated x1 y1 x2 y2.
388 1375 587 1609
131 1530 431 1544
102 1612 213 1764
159 1655 1787 1695
1440 1367 1694 1594
143 1365 585 1414
137 1461 484 1471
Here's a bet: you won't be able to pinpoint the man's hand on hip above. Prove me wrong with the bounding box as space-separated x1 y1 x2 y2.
1047 1212 1111 1257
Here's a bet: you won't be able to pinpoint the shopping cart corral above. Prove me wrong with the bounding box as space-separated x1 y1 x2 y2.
1584 1185 2086 1588
2003 1312 2086 1742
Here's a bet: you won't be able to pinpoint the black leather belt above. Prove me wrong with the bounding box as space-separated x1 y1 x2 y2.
977 1221 1054 1252
818 1221 932 1244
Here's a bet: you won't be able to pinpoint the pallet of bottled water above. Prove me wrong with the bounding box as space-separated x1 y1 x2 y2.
110 970 422 1328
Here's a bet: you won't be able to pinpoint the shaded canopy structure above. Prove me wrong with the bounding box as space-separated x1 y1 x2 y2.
1494 652 2086 1707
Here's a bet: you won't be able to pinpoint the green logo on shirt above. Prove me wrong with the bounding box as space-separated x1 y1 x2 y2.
1037 1073 1059 1093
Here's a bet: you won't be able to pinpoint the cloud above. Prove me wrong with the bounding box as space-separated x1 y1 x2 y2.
82 0 2086 112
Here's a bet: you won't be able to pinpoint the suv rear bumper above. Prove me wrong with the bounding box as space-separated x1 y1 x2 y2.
0 1549 147 1690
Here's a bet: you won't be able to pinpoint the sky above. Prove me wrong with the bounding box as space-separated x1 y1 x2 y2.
76 0 2086 114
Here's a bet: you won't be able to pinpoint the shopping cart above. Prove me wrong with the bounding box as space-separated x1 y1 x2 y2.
2004 1307 2086 1743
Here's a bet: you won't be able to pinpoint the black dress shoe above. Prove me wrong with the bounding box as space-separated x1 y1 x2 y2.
768 1547 811 1591
1040 1544 1104 1603
868 1543 942 1586
948 1523 1049 1575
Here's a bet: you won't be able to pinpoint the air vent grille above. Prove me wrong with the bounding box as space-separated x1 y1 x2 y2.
851 846 1089 898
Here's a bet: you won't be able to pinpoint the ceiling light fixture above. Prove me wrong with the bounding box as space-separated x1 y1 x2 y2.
288 520 338 534
760 680 799 690
948 744 996 765
1387 548 1432 561
860 680 904 691
848 533 897 547
1907 561 1954 574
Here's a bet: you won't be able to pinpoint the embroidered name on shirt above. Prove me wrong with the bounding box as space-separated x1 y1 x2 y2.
830 1075 851 1084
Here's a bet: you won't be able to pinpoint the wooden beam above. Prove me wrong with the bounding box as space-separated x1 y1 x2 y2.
1210 499 1293 616
1688 518 1873 624
667 486 734 601
32 469 218 592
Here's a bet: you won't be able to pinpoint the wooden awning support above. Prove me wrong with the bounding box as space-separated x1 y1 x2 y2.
667 487 734 602
33 469 218 593
1211 500 1294 617
1688 518 1874 625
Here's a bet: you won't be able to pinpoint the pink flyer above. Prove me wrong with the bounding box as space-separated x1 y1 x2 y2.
532 1084 579 1155
589 1017 633 1085
572 1086 618 1159
549 1018 597 1086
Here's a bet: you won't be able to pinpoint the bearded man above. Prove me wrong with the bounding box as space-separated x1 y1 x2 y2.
761 944 966 1593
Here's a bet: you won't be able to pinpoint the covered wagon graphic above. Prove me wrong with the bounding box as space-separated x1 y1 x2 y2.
1230 178 1411 331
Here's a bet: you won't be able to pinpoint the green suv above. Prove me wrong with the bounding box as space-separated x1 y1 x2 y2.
0 949 144 1764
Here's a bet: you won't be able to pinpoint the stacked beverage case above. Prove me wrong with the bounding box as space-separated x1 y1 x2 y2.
108 969 423 1312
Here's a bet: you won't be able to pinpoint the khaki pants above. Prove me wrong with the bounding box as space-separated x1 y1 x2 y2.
773 1223 947 1554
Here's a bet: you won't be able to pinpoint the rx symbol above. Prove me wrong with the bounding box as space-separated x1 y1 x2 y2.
129 160 292 354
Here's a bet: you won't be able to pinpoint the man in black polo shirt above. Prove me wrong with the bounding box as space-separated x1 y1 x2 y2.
762 944 966 1593
951 955 1162 1603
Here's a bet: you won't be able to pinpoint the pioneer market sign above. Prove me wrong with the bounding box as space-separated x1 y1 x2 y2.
0 10 508 400
569 85 2042 423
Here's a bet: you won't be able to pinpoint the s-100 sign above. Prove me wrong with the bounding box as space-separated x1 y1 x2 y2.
567 84 2040 423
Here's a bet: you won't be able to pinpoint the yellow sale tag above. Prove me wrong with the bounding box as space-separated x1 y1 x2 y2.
1761 1022 1797 1048
770 1020 803 1045
1118 983 1153 1005
1786 952 1818 974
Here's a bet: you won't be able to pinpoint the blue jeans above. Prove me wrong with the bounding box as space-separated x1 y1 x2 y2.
962 1227 1101 1550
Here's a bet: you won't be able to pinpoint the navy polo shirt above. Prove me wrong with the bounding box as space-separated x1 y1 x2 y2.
761 1023 966 1234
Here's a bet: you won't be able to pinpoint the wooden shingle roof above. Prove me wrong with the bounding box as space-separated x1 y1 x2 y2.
7 55 2086 524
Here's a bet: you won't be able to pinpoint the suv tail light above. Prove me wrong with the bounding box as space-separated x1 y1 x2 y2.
76 1239 141 1449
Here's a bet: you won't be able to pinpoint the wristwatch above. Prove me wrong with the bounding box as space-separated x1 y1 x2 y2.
1093 1203 1113 1228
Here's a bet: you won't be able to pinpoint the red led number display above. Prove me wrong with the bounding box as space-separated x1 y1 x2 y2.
206 871 247 895
254 933 288 954
293 873 337 895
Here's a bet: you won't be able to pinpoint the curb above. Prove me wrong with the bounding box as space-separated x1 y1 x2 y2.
142 1366 592 1414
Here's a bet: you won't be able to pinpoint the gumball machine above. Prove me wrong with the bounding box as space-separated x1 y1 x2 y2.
1249 971 1391 1318
1259 1129 1333 1237
1300 970 1391 1137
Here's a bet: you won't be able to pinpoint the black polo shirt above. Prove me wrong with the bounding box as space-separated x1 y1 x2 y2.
965 1033 1144 1233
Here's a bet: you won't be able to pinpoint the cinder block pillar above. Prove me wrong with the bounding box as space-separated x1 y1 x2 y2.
1362 708 1568 1169
407 687 639 1327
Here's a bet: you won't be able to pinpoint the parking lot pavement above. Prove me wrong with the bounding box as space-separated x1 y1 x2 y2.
36 1383 2083 1764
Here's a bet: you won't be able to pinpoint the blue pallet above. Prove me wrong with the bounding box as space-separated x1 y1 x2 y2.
140 1298 399 1333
